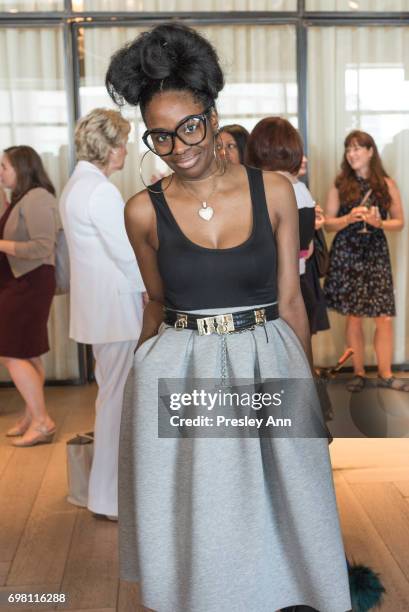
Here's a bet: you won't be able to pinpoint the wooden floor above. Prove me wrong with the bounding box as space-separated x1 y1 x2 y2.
1 384 409 611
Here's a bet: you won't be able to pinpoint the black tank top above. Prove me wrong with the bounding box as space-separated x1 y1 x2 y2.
149 166 277 311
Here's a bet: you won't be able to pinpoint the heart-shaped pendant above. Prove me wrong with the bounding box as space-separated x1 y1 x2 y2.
198 203 214 221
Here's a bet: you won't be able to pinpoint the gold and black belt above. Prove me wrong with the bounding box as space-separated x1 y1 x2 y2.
164 303 279 336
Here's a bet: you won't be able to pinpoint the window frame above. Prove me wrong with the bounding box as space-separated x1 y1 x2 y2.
2 1 409 381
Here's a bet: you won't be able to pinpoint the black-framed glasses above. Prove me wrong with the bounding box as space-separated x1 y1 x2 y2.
142 106 213 157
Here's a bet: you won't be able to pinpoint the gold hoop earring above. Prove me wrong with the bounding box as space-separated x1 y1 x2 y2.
213 131 227 175
139 149 174 194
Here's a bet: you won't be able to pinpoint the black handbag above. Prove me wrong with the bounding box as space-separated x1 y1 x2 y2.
313 228 330 278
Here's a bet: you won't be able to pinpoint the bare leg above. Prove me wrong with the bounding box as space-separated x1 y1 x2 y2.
30 357 46 383
374 316 393 378
0 357 54 442
345 315 366 376
6 357 46 435
21 358 46 424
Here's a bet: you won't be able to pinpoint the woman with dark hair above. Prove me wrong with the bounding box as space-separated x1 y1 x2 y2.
247 117 320 332
0 146 58 446
106 23 351 612
324 130 406 392
219 123 249 164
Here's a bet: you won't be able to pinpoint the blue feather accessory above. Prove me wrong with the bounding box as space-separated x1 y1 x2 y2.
347 560 385 612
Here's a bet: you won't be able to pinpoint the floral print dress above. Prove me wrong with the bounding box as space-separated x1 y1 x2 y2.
324 176 395 317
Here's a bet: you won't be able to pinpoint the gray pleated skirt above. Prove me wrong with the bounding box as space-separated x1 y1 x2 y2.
119 311 352 612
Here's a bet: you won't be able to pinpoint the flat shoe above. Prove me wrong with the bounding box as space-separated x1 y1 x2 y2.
346 374 366 393
12 426 56 447
377 376 409 392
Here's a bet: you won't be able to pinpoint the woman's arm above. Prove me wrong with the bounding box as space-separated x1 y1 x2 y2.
324 185 367 233
124 190 165 348
314 204 325 230
365 178 404 232
0 190 56 258
88 182 145 291
0 240 16 255
264 172 313 370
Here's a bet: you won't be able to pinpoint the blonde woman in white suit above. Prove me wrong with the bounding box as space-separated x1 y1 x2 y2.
60 108 145 519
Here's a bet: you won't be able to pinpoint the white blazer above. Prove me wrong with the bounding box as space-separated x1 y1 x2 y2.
59 161 145 344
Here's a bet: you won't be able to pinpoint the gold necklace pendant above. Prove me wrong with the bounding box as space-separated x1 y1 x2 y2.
180 175 218 222
198 201 214 221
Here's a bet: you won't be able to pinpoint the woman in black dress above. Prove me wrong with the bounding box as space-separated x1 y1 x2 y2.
324 130 406 392
0 146 58 445
105 23 351 612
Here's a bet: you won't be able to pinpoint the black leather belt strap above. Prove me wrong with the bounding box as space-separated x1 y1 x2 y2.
164 303 279 335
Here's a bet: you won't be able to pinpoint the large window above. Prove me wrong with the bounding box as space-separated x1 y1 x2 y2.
0 0 63 9
306 0 407 9
1 6 409 377
72 0 296 11
0 27 69 192
0 26 78 381
308 26 409 365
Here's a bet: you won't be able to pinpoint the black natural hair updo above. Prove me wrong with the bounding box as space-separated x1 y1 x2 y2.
105 22 224 117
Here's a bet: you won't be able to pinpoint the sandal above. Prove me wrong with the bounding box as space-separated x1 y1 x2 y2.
12 424 56 447
346 374 366 393
377 375 409 392
6 417 31 437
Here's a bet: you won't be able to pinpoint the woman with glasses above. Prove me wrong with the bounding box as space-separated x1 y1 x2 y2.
324 131 406 392
106 23 351 612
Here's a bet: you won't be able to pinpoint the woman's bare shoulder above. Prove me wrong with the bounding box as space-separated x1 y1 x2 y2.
260 170 296 214
262 169 293 191
126 187 151 209
125 185 163 249
384 176 398 191
125 188 155 223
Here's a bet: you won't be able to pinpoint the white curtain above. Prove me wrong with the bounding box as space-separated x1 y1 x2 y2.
81 24 297 200
306 0 407 10
0 27 79 380
0 0 62 9
308 26 409 366
74 0 295 12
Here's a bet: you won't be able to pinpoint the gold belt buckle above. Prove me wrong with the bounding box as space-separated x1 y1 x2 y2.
174 314 187 330
215 313 235 334
197 313 235 335
197 316 216 335
254 308 266 326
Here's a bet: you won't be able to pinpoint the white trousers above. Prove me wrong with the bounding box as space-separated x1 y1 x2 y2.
88 340 136 516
